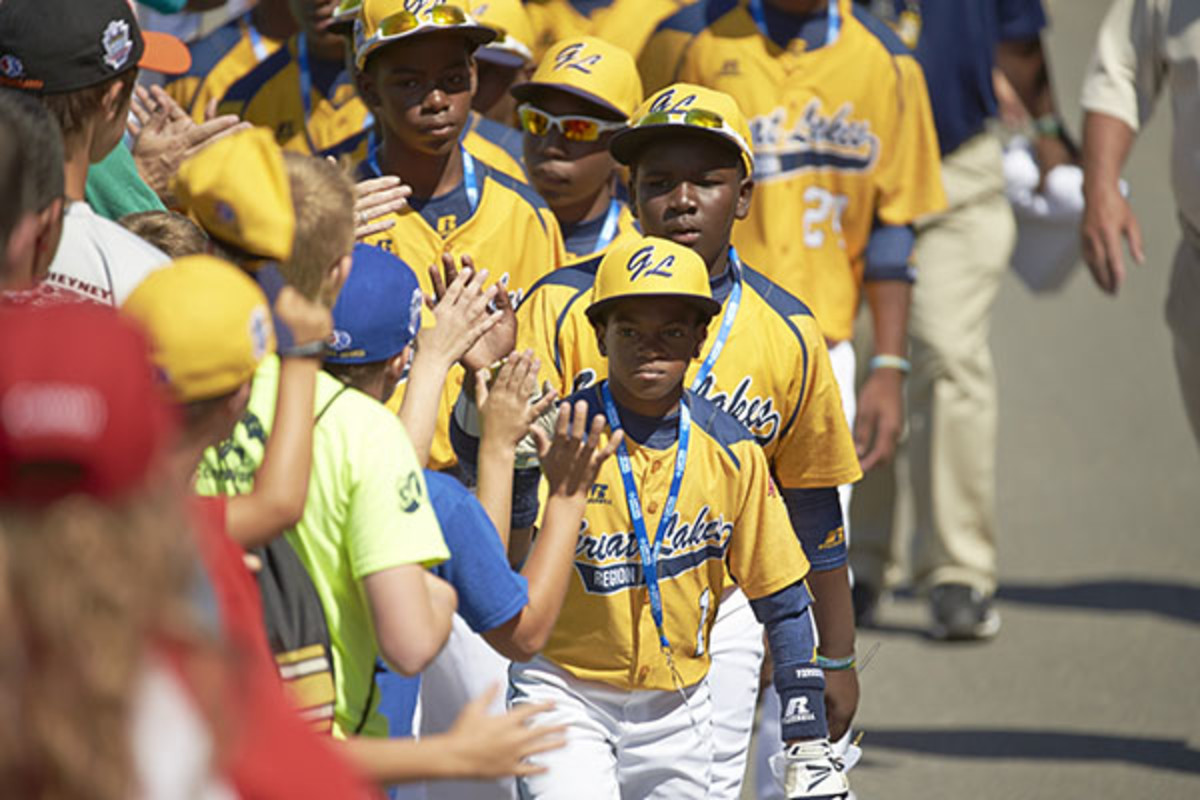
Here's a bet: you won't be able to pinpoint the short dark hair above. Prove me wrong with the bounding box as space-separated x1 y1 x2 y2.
39 70 137 144
119 211 209 258
324 361 388 392
0 119 25 254
0 88 64 216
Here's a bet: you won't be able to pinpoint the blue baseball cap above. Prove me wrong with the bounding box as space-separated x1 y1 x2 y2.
327 244 423 364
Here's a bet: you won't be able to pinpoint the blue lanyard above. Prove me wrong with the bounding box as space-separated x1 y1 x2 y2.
748 0 841 47
243 13 269 62
593 197 622 254
600 381 691 652
366 138 480 215
689 247 743 392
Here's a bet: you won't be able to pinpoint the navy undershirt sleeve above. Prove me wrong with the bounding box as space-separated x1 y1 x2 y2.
781 486 847 571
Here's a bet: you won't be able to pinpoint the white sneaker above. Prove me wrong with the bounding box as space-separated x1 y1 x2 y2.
772 740 850 800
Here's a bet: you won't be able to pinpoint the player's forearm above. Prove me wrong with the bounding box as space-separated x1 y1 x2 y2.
475 436 516 550
397 353 455 468
226 356 319 546
863 280 910 359
1082 111 1136 201
807 566 855 659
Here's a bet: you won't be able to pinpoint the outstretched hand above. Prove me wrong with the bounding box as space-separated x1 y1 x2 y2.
477 350 558 451
442 685 565 779
533 398 623 500
128 85 249 203
432 252 516 371
416 256 501 370
352 175 412 240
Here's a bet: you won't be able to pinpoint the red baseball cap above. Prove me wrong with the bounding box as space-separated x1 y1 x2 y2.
0 305 176 506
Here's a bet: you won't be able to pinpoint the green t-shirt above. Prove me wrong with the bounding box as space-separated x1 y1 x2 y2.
85 143 166 221
195 356 449 737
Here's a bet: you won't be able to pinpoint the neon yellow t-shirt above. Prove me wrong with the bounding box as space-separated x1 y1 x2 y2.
195 356 448 737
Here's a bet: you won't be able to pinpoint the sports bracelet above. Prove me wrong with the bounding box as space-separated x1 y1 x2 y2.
280 340 328 359
816 653 857 671
868 354 911 374
1033 114 1062 138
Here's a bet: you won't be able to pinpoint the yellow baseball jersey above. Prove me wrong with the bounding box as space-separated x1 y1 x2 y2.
526 0 699 61
464 111 528 183
560 197 641 263
543 384 809 691
165 13 284 123
360 155 566 469
638 0 945 341
516 253 861 490
218 34 371 161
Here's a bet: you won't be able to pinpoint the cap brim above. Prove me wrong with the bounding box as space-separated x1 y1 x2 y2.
477 47 530 70
357 25 497 68
610 124 750 173
139 31 191 75
585 292 721 322
510 81 627 120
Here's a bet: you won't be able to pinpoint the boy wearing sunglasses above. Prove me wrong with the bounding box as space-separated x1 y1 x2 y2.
512 36 643 261
504 234 850 799
510 84 861 798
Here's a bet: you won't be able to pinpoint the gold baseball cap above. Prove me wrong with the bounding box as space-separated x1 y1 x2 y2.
511 36 642 119
586 235 720 322
170 128 295 264
611 83 754 175
471 0 534 67
355 0 496 70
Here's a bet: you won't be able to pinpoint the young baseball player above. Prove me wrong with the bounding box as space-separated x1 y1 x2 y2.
218 0 374 160
165 0 295 121
511 84 861 797
0 0 189 305
505 234 848 799
0 90 65 292
352 0 565 469
512 36 643 261
639 0 945 507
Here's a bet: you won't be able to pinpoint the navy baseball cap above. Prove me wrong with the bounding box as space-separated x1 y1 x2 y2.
327 244 423 365
0 0 190 94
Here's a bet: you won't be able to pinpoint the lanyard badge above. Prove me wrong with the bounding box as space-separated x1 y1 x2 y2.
689 247 743 394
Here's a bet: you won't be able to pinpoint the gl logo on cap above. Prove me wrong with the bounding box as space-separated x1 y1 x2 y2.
102 20 134 71
626 245 675 282
554 43 602 74
0 55 24 78
648 89 696 114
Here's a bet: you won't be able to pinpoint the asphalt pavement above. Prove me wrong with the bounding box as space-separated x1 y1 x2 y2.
747 1 1200 797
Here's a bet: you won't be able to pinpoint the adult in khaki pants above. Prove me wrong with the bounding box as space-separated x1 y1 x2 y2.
850 0 1071 640
1079 0 1200 450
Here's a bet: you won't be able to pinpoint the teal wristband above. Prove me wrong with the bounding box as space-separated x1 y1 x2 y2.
1033 114 1062 138
868 354 911 374
816 653 857 671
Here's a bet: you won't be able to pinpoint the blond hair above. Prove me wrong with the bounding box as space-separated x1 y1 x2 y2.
281 152 355 303
0 483 210 800
119 211 209 258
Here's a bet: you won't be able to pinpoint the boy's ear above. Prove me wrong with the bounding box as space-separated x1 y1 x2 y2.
386 347 411 381
102 79 130 123
327 253 353 299
356 69 382 109
692 317 710 360
592 319 608 356
626 172 639 220
735 173 754 220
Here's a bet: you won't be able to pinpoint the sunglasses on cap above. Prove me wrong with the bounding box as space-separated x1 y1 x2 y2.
377 4 471 38
634 108 726 131
518 104 624 143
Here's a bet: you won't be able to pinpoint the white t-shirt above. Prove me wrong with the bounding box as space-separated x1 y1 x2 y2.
45 202 170 306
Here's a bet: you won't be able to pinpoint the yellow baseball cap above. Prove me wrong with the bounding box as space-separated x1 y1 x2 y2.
470 0 534 68
610 83 754 176
586 235 720 323
122 256 276 403
171 128 295 264
355 0 496 70
511 36 643 119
